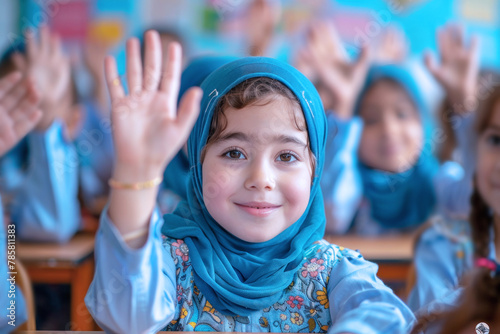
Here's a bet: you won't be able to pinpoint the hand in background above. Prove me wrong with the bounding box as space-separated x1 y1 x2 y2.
425 24 480 113
0 72 41 156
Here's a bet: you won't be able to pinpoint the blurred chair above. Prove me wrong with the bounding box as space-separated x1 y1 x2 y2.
13 259 36 331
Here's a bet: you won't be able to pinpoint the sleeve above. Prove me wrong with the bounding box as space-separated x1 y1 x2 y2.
85 206 177 334
320 113 364 235
327 249 415 334
0 140 28 192
406 226 462 313
9 120 81 243
434 112 476 220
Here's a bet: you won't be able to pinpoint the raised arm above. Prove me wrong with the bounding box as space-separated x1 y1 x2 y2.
105 30 201 248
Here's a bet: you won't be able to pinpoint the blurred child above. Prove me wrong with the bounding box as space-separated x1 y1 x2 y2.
300 22 474 235
0 26 80 242
85 30 414 333
408 83 500 331
0 71 42 332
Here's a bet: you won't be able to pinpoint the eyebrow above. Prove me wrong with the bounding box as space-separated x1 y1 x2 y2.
217 131 308 147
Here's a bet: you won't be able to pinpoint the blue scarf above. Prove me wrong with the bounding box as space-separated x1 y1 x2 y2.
356 65 439 229
163 56 237 200
161 57 327 316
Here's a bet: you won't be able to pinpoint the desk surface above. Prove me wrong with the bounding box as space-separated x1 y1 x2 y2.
18 233 95 265
324 234 414 263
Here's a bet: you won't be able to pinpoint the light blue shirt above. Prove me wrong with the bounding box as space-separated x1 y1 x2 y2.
0 120 80 243
408 216 495 315
321 112 476 235
85 207 415 334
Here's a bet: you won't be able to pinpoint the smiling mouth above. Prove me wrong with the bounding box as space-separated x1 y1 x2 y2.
235 202 281 217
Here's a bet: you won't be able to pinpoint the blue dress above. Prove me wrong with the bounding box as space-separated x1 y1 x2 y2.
85 208 415 334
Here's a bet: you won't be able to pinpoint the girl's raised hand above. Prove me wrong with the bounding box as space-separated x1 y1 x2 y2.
425 24 480 112
107 30 202 183
12 25 71 130
303 21 370 119
0 72 42 156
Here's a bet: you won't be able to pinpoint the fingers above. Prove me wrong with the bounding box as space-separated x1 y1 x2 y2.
126 38 143 95
11 52 27 73
25 28 37 60
424 51 445 85
143 30 162 91
105 56 125 102
12 103 42 140
160 42 183 117
176 87 202 140
0 72 22 100
40 25 51 57
0 81 28 113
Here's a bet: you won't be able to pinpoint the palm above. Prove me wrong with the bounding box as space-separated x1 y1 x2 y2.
305 21 369 117
0 72 41 156
106 32 201 178
426 25 479 107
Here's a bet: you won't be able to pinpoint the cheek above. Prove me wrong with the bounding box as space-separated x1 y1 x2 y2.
359 128 379 159
476 147 493 197
281 169 311 215
403 122 424 155
202 159 235 210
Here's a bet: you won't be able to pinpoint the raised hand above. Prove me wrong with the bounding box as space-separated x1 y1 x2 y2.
107 30 202 182
372 26 408 65
425 24 480 112
301 21 370 119
0 72 42 156
11 25 72 130
246 0 281 56
106 30 201 246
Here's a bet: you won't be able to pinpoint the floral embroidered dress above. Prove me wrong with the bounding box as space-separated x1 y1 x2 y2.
163 238 340 332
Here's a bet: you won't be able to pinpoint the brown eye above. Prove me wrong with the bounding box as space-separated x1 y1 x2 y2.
225 150 245 159
277 153 297 163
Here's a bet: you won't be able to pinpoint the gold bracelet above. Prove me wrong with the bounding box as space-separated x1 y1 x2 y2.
122 225 149 242
108 176 163 190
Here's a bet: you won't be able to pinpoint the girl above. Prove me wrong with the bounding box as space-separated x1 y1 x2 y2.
301 22 474 235
408 82 500 332
0 26 80 243
0 70 42 332
85 30 414 333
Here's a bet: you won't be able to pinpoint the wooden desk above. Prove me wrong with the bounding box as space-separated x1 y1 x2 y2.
324 234 414 282
18 233 96 331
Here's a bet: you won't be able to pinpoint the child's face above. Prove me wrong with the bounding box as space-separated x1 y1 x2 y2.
477 100 500 215
358 79 423 173
202 98 313 243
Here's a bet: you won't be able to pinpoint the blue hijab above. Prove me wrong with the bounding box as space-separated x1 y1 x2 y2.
356 65 439 229
162 56 237 200
161 57 327 316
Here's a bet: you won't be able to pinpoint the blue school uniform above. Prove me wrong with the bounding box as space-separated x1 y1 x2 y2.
321 65 475 235
407 216 495 314
0 120 80 243
0 198 27 333
86 57 414 333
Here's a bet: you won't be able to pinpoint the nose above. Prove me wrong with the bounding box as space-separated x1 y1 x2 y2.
381 114 399 138
244 159 276 191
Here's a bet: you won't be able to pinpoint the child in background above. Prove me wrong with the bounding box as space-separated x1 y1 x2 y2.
0 71 42 332
85 30 414 333
158 55 236 214
0 26 80 243
408 83 500 333
301 21 474 235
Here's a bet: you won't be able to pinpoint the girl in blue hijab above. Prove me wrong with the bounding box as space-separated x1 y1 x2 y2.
85 30 414 333
322 64 472 235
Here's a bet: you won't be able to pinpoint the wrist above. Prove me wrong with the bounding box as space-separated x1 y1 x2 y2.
112 163 163 184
